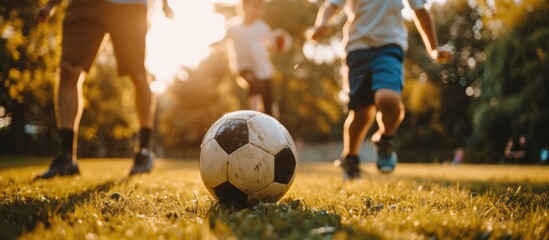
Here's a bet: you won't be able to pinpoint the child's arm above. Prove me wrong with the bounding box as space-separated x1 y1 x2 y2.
412 8 453 63
311 2 340 41
270 28 292 52
162 0 175 19
36 0 63 22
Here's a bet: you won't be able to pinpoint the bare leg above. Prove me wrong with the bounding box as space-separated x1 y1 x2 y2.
374 89 404 137
371 111 384 142
56 62 86 131
129 73 154 128
341 105 377 157
129 73 156 175
271 102 280 119
248 94 264 113
35 62 84 179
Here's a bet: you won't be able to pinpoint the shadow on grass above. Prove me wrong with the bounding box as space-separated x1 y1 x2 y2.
0 156 51 169
203 199 382 240
0 180 117 240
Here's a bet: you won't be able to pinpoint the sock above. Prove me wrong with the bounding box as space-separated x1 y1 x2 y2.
346 154 359 159
58 128 75 155
380 134 394 142
138 127 152 150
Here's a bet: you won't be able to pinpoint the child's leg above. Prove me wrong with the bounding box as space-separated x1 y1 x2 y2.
371 111 384 142
374 89 404 137
342 105 377 157
261 80 273 116
373 88 403 173
248 94 264 112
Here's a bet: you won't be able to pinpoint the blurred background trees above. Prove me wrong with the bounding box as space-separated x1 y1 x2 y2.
1 0 547 163
466 0 549 163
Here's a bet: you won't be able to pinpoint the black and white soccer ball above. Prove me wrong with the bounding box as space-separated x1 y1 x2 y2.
199 110 298 207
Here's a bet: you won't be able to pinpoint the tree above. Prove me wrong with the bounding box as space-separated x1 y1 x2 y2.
397 0 490 162
467 0 549 163
0 0 64 155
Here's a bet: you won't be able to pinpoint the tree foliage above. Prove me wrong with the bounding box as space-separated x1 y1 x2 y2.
467 0 549 163
0 0 64 155
397 0 491 162
1 0 547 163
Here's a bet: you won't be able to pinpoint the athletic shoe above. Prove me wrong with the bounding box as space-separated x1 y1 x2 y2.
35 153 79 179
130 148 154 175
334 155 361 180
375 137 397 173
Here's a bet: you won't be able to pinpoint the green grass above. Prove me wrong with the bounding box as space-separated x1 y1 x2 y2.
0 158 548 239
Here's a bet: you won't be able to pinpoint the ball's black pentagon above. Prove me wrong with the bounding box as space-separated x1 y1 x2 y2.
214 119 249 154
213 181 248 207
273 147 296 184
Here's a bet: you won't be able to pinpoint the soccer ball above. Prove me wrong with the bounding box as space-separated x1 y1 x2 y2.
199 110 298 207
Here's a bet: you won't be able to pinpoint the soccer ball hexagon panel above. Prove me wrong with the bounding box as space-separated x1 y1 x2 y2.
248 115 289 155
199 110 298 207
228 144 275 194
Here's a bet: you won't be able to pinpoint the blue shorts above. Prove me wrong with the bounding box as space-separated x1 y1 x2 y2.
346 44 404 110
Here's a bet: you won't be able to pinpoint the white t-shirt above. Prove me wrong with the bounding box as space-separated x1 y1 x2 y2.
329 0 426 52
226 17 274 80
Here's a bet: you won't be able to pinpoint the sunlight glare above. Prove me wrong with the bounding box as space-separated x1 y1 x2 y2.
150 80 168 94
146 0 226 94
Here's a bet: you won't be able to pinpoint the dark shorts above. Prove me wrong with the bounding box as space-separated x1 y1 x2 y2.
346 44 404 110
61 0 147 76
239 70 273 97
239 70 274 115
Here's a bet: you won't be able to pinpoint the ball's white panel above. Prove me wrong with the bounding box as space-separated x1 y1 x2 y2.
199 140 229 189
201 117 227 146
248 115 288 155
225 110 262 121
228 144 274 194
248 182 289 204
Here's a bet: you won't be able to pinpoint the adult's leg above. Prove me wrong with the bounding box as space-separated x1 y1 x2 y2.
108 2 152 152
128 73 156 177
54 63 86 158
35 62 85 180
56 63 86 132
129 73 155 129
35 0 105 179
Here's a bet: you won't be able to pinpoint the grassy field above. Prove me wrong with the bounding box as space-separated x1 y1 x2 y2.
0 157 548 239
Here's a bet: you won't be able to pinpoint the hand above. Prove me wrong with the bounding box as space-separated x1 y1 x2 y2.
36 5 54 23
430 47 453 64
310 24 328 42
272 29 292 52
163 4 175 19
276 35 285 49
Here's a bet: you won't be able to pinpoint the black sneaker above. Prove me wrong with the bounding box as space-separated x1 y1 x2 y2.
130 148 154 175
35 153 80 180
334 155 361 180
375 137 397 173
